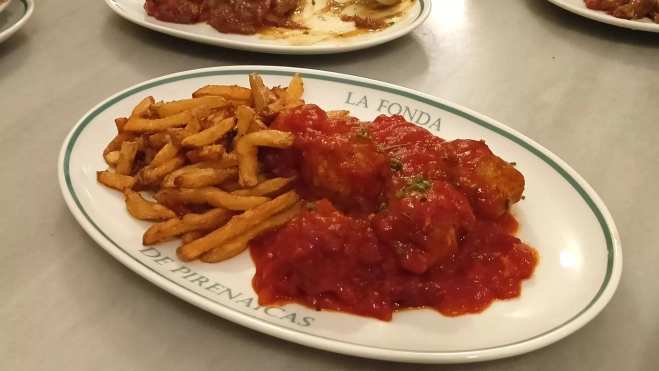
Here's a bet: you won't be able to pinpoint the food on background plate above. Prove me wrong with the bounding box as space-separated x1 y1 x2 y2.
584 0 659 23
143 0 417 38
97 73 538 322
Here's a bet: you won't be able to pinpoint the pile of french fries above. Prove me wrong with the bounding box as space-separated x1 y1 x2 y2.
97 73 306 263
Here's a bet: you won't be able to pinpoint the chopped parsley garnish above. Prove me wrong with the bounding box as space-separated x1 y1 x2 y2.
306 202 316 211
509 161 517 166
356 128 369 138
470 183 477 189
390 158 403 171
376 202 388 213
479 139 486 143
395 175 431 198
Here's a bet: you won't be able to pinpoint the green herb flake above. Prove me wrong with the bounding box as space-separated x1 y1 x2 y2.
396 246 405 255
390 158 403 171
470 183 477 189
306 202 316 211
356 128 368 138
509 161 517 166
479 139 486 143
521 196 526 200
395 189 405 198
376 202 388 213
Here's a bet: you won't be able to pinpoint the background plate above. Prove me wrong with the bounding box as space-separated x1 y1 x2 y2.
104 0 430 54
58 66 622 363
0 0 33 43
547 0 659 32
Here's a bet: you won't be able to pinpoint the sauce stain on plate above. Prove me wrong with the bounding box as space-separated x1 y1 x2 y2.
259 0 417 45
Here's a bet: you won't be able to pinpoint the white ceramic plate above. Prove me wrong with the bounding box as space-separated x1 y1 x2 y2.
547 0 659 32
0 0 33 43
104 0 430 54
58 66 622 364
0 0 13 15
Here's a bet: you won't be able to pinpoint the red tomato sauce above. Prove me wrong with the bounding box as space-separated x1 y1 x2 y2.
144 0 302 35
251 105 538 321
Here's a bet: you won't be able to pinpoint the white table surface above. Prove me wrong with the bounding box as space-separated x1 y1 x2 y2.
1 0 658 370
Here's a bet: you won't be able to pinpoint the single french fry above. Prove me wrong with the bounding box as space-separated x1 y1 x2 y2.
181 117 235 148
233 105 255 146
231 177 294 197
125 189 177 220
104 150 121 167
148 132 169 149
104 132 136 156
115 117 128 133
143 208 234 245
192 85 253 102
156 96 228 117
160 155 238 188
154 187 269 211
249 73 270 113
247 119 268 133
123 111 193 132
130 96 155 119
115 141 139 175
200 203 301 263
236 130 295 187
176 191 299 262
185 144 225 163
286 73 304 100
149 142 179 169
174 168 238 188
97 171 136 191
141 154 186 185
181 230 210 244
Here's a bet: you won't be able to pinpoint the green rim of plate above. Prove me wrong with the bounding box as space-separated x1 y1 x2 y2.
0 0 28 33
63 69 614 354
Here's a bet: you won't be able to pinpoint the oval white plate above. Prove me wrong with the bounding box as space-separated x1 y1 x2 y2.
0 0 33 43
547 0 659 32
104 0 430 54
58 66 622 364
0 0 13 15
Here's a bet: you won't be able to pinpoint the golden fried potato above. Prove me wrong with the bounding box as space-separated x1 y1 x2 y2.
174 168 238 188
286 73 304 101
143 208 234 245
139 154 186 185
181 117 235 148
97 171 136 191
176 190 300 262
130 96 155 119
123 111 192 132
104 151 121 167
115 141 139 175
192 85 253 102
155 96 228 118
231 177 294 197
154 187 269 211
103 132 136 156
236 130 295 187
149 142 179 168
115 117 128 133
125 189 177 220
185 144 225 163
249 73 270 113
200 203 301 263
233 105 255 146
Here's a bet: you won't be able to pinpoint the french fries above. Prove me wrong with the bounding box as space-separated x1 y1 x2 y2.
97 171 136 190
236 130 295 187
97 73 306 265
201 203 302 263
177 191 300 262
124 189 177 220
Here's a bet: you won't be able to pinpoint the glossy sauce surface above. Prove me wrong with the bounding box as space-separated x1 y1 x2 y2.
251 105 538 321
